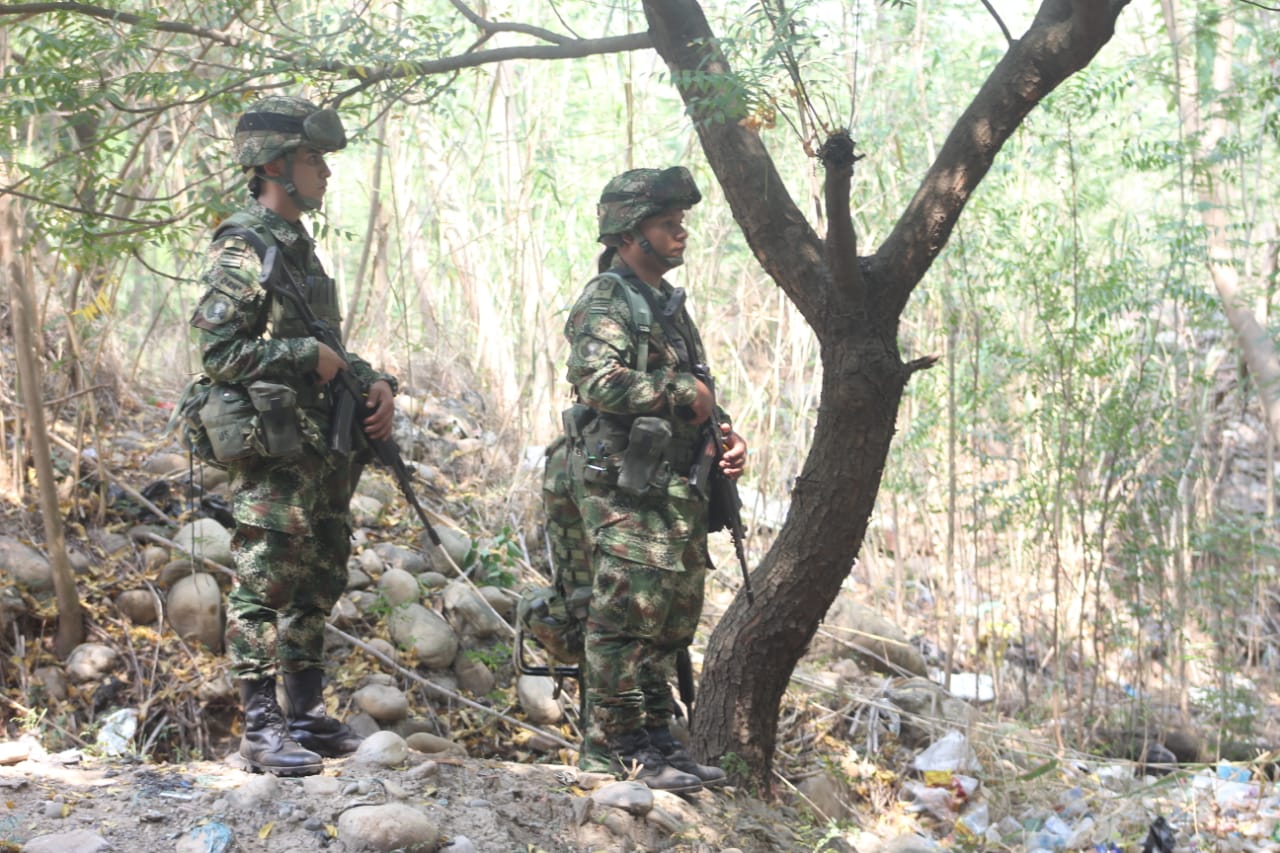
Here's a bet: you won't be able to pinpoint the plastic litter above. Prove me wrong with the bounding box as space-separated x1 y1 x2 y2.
178 821 234 853
912 730 982 775
1142 816 1175 853
94 707 138 757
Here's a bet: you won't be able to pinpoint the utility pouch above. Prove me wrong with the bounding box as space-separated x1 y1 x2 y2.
617 417 672 495
579 415 629 486
248 381 302 458
199 383 257 464
561 403 594 441
171 376 222 467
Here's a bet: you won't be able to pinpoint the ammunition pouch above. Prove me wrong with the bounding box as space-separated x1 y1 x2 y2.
617 417 672 495
248 381 302 458
579 413 630 487
199 383 257 465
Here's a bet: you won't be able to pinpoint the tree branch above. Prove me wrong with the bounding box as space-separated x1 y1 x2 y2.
1 2 247 49
871 0 1130 322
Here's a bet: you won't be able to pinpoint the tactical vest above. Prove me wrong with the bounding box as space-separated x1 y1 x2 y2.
214 210 343 410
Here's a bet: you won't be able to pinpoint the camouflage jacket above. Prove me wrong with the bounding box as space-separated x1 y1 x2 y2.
563 261 728 465
190 200 392 442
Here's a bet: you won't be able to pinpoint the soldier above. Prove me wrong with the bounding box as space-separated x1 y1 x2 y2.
190 96 397 776
549 166 747 791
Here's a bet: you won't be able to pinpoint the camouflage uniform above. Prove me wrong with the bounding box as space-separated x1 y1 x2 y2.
192 198 392 679
556 259 726 767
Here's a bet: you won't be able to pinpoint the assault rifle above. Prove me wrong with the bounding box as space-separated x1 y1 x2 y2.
258 246 444 550
686 364 754 605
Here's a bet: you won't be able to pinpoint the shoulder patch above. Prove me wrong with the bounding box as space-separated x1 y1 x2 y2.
214 236 259 272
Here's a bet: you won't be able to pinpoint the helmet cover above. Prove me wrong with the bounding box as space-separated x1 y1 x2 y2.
597 166 701 244
234 96 347 167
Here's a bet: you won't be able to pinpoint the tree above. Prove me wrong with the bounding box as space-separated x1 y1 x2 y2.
638 0 1130 784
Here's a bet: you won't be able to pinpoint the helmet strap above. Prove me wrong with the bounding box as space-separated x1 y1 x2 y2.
262 154 322 212
636 234 683 269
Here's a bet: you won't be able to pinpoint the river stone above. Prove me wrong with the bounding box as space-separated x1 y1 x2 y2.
172 518 232 567
479 584 516 622
353 683 409 722
353 730 409 767
329 595 359 628
346 565 373 590
143 451 188 475
167 572 224 651
404 732 466 758
442 579 505 639
388 603 458 669
0 535 52 592
591 781 653 816
66 643 119 683
33 666 68 701
20 829 111 853
141 545 168 573
798 770 852 822
378 568 420 607
115 588 159 625
374 542 428 575
158 558 198 588
419 525 471 571
419 571 448 591
453 651 496 698
361 637 398 664
350 494 384 528
337 802 438 852
516 675 563 725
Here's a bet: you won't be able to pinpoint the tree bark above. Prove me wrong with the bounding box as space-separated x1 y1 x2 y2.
0 193 85 658
643 0 1130 787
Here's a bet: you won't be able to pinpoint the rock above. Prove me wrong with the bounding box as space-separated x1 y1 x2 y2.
442 579 506 640
337 802 438 852
404 732 467 758
32 666 68 701
361 637 398 664
303 775 342 797
166 572 224 651
813 597 928 677
141 545 168 572
175 821 235 853
388 603 459 669
353 730 409 767
378 568 421 607
346 565 373 590
97 531 131 557
353 683 410 722
453 650 496 697
66 548 92 574
516 675 563 725
886 678 980 746
591 780 653 816
158 558 198 588
373 542 429 575
0 534 53 592
797 770 852 821
143 451 188 474
419 571 449 591
20 829 111 853
479 585 516 622
115 588 160 624
421 525 471 570
228 773 280 810
330 594 359 627
356 548 384 574
350 494 385 527
172 518 232 568
0 738 33 765
66 642 120 683
195 673 235 702
347 712 381 739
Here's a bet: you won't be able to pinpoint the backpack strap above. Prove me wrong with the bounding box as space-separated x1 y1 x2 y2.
589 271 652 370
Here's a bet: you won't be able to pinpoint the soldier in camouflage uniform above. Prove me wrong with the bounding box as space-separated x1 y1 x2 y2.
547 167 747 791
190 96 398 776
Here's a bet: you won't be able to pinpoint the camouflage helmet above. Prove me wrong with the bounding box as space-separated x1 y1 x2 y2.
233 96 347 168
597 166 701 244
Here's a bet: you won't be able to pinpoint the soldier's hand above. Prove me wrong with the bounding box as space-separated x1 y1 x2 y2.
720 426 747 481
315 343 347 383
683 378 714 425
363 380 396 441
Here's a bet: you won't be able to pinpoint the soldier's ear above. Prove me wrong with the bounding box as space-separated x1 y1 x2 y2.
261 156 287 178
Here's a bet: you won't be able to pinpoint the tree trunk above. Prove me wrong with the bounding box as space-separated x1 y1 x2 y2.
643 0 1130 787
1 194 85 658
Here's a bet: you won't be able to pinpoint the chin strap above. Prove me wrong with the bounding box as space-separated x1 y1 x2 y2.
262 155 322 211
636 235 683 269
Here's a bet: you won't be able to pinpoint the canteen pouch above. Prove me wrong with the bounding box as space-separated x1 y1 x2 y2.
617 416 672 495
579 415 630 486
199 383 257 464
248 380 302 458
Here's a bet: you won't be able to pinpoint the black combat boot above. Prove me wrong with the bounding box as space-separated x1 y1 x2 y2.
238 678 323 776
281 669 363 758
607 729 703 793
647 726 727 787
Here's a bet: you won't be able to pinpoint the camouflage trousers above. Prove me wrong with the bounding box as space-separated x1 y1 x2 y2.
225 448 358 680
564 451 707 762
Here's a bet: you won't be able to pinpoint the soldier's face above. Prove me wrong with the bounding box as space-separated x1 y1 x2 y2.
637 209 687 260
290 146 331 208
